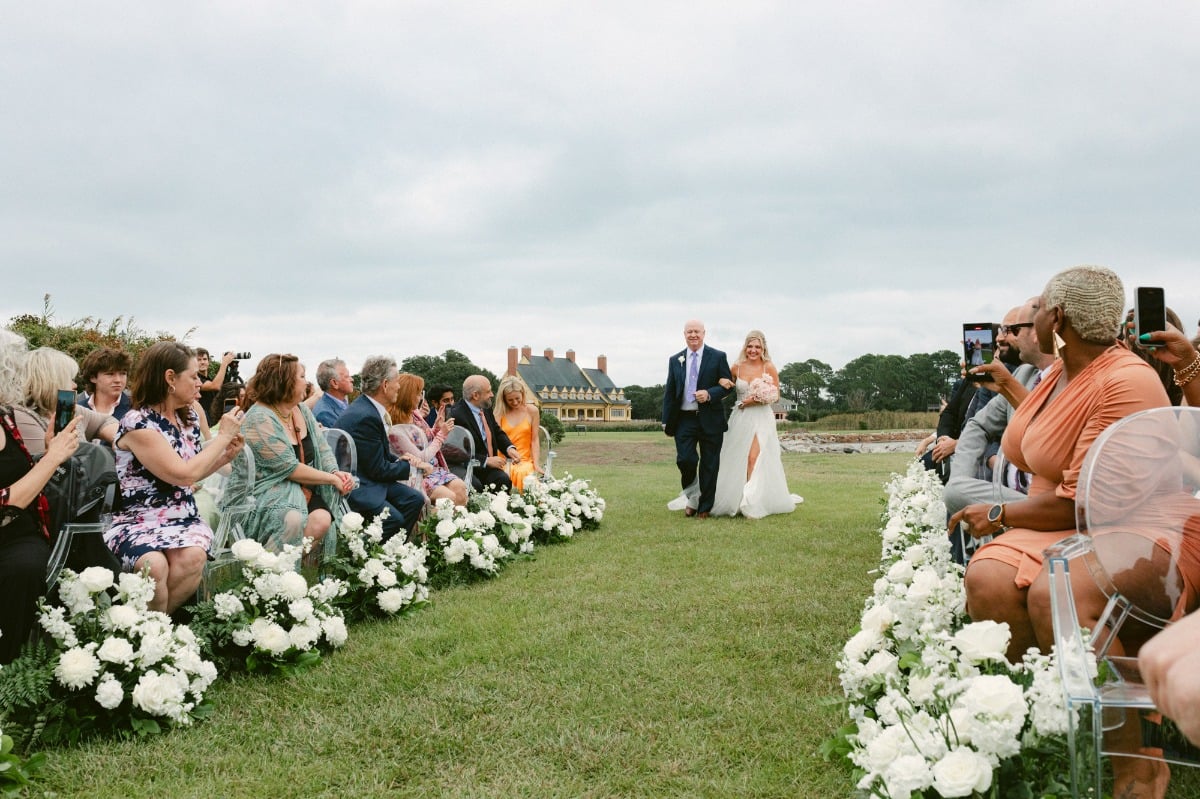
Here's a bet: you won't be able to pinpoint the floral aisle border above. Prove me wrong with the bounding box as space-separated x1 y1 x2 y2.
827 460 1092 799
0 473 605 789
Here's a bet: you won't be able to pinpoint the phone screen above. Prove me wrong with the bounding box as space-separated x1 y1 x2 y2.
54 389 76 434
1134 286 1166 346
962 323 996 381
223 398 238 415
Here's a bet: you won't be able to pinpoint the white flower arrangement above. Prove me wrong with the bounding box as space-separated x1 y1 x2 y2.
424 497 511 579
518 472 605 542
327 509 431 621
831 460 1090 798
28 567 217 734
203 540 349 674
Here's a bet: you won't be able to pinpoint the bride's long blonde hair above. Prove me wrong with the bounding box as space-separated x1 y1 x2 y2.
735 330 771 365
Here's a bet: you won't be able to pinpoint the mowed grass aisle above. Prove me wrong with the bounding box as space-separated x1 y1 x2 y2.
40 433 911 799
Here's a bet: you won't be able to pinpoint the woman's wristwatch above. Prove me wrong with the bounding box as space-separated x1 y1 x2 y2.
987 503 1010 533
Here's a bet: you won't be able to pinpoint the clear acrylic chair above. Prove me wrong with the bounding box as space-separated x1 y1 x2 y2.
44 441 119 591
1045 406 1200 797
443 426 478 494
197 438 257 601
538 425 556 479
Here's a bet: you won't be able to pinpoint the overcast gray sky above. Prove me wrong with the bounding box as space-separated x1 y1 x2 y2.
3 2 1198 387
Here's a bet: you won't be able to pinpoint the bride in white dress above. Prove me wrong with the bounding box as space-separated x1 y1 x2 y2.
710 330 802 518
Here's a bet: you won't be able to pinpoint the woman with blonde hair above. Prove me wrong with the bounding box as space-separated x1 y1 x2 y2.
386 373 468 506
494 375 541 492
711 330 802 518
16 346 117 455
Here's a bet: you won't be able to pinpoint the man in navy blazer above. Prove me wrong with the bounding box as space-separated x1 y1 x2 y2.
662 319 732 518
447 375 518 491
333 356 425 540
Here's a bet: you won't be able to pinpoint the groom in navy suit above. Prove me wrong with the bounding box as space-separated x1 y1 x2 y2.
662 319 732 518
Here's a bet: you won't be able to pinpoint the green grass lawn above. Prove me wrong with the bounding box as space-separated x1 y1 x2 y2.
37 432 911 799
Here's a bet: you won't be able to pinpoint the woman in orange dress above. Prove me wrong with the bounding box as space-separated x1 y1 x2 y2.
494 376 541 492
950 265 1172 798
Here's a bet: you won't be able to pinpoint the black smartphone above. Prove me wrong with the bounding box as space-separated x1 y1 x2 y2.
223 398 239 415
1134 286 1166 347
962 323 996 381
54 389 76 434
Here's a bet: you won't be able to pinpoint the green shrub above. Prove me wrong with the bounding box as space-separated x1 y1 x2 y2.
540 411 565 444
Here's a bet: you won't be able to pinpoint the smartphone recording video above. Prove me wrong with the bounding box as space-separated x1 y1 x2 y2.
1134 286 1166 348
54 389 76 434
223 398 239 415
962 323 997 382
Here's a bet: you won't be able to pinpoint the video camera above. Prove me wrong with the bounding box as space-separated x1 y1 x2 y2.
224 352 252 385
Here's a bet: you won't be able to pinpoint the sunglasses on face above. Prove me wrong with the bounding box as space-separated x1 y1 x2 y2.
999 323 1034 335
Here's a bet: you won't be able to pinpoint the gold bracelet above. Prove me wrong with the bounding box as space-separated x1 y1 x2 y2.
1174 354 1200 388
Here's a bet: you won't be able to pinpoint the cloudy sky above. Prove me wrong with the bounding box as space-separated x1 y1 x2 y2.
3 2 1198 387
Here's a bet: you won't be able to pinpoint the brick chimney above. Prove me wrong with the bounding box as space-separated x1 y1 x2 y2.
544 348 554 361
507 346 518 376
566 349 576 364
520 345 532 360
597 354 607 374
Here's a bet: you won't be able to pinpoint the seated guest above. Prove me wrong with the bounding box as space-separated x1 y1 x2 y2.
0 330 81 663
944 297 1052 517
196 349 236 426
312 358 352 427
948 266 1171 798
425 385 455 428
447 375 518 491
386 374 468 506
333 356 425 541
104 341 246 614
209 382 246 429
1141 324 1200 407
18 346 118 454
77 346 132 421
230 354 353 553
494 375 542 492
917 370 975 484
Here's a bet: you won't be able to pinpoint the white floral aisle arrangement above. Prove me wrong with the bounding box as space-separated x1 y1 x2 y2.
189 540 348 676
0 567 217 746
828 460 1090 799
422 497 513 585
326 510 431 622
515 473 605 543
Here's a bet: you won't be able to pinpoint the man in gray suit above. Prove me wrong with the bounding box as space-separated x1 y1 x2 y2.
944 296 1055 518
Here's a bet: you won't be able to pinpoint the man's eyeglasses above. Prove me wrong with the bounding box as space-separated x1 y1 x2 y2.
999 323 1034 335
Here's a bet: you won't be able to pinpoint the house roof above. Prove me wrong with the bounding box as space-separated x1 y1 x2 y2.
517 356 629 405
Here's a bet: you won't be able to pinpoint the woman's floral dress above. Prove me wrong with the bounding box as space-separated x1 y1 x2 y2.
104 408 213 569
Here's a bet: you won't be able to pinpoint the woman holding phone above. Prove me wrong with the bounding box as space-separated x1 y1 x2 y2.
16 346 117 455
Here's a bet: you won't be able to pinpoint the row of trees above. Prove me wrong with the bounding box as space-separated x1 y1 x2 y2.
625 350 961 421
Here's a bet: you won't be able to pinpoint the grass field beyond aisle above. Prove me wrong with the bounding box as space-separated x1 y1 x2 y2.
40 433 910 799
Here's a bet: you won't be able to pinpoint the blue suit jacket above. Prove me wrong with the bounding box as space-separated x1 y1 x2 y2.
333 395 410 509
312 393 347 428
661 346 732 436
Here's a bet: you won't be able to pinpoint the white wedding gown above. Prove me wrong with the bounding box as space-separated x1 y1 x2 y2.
710 379 803 518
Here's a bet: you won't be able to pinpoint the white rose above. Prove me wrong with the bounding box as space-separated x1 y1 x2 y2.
885 559 914 584
131 670 187 719
137 632 173 667
340 511 364 531
860 604 894 634
883 753 932 799
105 604 141 631
250 619 292 656
231 539 265 562
231 628 253 647
95 676 125 710
321 615 348 647
56 647 102 689
864 650 899 681
843 628 883 662
435 520 458 541
96 636 136 665
288 622 321 651
287 598 315 623
213 593 245 620
931 747 993 797
952 620 1011 663
444 538 469 564
906 567 942 602
279 571 309 601
959 674 1027 721
78 566 115 592
377 588 406 614
376 569 398 588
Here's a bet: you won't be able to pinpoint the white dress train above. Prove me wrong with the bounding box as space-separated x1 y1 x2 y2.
710 379 802 518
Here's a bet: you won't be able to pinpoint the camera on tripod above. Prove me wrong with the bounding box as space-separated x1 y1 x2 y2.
224 352 252 385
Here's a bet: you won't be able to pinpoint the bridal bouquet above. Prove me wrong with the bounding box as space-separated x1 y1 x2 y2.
0 567 218 746
326 510 431 621
742 375 779 406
